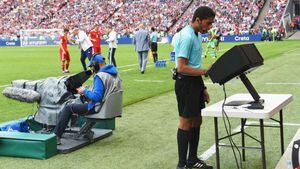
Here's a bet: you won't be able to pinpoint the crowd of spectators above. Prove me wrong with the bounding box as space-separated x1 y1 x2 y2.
102 0 191 37
258 0 288 30
0 0 124 39
170 0 265 35
291 15 300 30
0 0 290 39
0 0 20 18
0 0 66 39
43 0 124 33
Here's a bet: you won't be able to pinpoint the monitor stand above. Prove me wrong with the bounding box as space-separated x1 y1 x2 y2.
239 73 264 109
247 99 264 109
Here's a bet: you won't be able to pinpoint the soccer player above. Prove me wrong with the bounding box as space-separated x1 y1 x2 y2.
204 27 218 58
215 28 222 51
271 27 278 42
90 24 102 54
59 28 71 74
262 28 267 41
150 27 158 63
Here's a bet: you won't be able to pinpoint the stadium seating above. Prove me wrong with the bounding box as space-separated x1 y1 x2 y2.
104 0 191 36
259 0 289 29
0 0 20 18
0 0 66 38
170 0 265 35
0 0 289 38
0 0 124 38
43 0 124 32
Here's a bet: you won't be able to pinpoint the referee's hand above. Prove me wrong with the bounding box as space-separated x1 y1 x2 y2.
203 89 210 103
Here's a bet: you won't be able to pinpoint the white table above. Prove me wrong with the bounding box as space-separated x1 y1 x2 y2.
202 94 293 169
275 128 300 169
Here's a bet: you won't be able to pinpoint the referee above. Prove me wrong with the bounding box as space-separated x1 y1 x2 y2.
174 6 215 169
150 27 158 62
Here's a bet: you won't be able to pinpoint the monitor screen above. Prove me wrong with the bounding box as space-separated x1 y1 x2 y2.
206 43 263 85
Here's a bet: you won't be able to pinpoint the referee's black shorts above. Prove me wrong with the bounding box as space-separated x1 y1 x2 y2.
151 42 157 52
175 74 205 118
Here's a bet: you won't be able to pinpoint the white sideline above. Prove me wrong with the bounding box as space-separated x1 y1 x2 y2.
199 121 300 161
134 79 164 83
120 68 133 72
0 84 10 88
199 144 218 161
266 82 300 85
118 63 140 68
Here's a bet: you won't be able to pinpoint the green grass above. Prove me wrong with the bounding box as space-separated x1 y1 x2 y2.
0 40 300 169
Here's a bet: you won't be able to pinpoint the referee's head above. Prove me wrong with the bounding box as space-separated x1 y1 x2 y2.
192 6 215 34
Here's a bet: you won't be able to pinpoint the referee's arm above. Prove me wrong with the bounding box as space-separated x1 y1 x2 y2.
177 58 207 76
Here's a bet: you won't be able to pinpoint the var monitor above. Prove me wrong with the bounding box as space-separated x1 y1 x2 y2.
206 43 264 109
206 43 264 85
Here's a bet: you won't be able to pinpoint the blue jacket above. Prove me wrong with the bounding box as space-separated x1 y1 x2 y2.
83 64 118 110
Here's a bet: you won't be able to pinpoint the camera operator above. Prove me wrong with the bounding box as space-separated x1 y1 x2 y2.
54 54 122 144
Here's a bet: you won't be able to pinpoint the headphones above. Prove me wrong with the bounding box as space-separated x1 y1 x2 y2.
93 61 100 73
91 53 100 73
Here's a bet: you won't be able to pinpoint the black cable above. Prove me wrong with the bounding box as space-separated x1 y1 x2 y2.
221 85 239 168
221 84 243 169
32 103 39 121
224 85 243 169
26 102 36 130
223 85 243 169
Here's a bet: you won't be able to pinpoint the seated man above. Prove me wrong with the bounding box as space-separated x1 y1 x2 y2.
54 54 122 144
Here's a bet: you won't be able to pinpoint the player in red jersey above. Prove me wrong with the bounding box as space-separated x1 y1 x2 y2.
59 28 71 74
89 24 102 54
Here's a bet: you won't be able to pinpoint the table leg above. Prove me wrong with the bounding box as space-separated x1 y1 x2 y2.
241 118 246 161
279 109 284 155
214 117 220 169
260 119 266 169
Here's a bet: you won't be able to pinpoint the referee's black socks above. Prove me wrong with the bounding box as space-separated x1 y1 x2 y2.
188 127 200 162
153 53 158 62
177 128 189 167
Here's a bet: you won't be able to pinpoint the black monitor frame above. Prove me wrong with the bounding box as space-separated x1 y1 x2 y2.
206 44 264 109
239 73 264 109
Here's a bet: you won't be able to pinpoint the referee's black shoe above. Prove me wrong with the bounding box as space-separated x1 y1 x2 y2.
186 159 213 169
176 165 188 169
